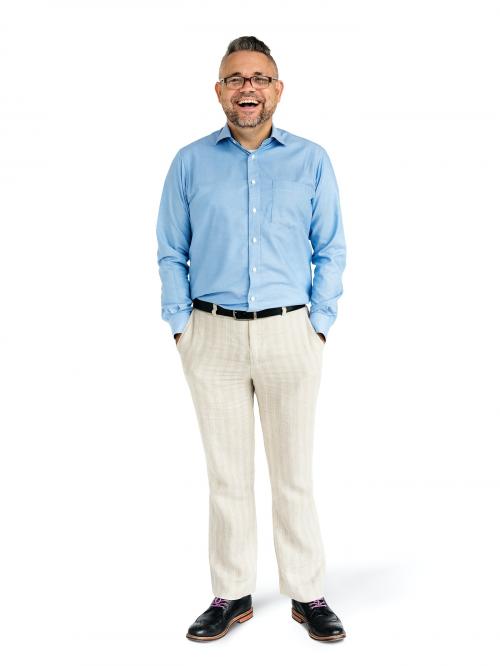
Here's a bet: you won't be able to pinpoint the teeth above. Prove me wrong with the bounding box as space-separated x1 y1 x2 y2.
238 99 259 105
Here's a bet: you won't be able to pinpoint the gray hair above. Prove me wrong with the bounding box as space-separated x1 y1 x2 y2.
219 35 278 79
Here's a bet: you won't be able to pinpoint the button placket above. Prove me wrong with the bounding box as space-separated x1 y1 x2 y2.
248 151 259 310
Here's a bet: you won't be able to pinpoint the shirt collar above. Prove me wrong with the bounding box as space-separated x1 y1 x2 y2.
215 121 287 146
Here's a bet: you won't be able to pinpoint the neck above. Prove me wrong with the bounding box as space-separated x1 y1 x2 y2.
227 119 273 150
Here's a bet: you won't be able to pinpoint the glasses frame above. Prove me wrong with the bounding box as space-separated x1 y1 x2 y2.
218 75 279 89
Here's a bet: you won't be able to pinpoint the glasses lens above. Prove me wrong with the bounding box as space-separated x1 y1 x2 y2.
226 77 244 89
252 76 270 89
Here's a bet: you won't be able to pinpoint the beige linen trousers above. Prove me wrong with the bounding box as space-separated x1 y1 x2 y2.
176 302 327 602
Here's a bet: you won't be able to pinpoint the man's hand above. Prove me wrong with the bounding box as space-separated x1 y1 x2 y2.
317 332 326 344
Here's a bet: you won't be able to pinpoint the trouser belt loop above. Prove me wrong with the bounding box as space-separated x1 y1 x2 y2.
212 302 218 316
282 306 287 316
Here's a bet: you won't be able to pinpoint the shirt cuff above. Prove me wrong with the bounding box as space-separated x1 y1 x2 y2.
169 308 192 337
309 311 336 338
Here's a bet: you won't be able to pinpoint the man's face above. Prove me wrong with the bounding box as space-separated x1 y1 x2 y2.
215 51 284 129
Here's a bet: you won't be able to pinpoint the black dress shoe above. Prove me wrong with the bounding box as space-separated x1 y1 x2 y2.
186 595 253 641
291 596 346 641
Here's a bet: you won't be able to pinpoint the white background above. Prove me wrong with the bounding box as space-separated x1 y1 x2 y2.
1 1 499 664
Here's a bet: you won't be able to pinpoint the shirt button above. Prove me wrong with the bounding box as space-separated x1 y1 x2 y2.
250 296 255 301
252 266 256 272
251 179 256 184
252 207 256 213
251 154 255 160
252 237 257 243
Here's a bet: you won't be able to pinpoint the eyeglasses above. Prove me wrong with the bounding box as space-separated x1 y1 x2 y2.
219 75 279 90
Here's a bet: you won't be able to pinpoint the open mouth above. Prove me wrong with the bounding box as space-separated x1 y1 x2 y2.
235 99 262 111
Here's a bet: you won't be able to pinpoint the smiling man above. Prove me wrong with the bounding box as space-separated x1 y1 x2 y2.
156 35 347 643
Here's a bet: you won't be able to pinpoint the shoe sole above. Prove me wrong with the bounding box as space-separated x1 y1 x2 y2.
186 607 253 641
291 608 346 642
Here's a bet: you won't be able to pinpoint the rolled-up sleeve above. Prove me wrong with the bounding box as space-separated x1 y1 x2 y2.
308 148 347 338
155 149 193 336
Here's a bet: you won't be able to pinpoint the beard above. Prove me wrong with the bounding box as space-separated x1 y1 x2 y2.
222 99 276 128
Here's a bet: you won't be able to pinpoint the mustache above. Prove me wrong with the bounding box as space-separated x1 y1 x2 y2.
233 96 263 103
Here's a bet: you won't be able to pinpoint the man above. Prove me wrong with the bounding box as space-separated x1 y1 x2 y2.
156 35 347 643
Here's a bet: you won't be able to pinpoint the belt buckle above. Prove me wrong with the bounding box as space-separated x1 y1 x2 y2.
232 309 258 320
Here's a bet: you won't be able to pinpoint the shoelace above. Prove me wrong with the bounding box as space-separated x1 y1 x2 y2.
308 597 328 609
210 596 229 609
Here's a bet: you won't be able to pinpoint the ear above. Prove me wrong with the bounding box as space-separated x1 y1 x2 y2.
276 79 284 102
215 81 222 102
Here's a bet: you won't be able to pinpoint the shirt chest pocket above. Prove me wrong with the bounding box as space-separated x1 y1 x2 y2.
271 179 315 229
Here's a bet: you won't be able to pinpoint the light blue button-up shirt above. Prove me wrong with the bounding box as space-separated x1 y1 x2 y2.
156 121 346 338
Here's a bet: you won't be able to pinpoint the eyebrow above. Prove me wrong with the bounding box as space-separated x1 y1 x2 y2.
224 71 266 77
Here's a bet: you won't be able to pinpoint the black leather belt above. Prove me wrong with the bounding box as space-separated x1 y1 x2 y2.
192 298 306 320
